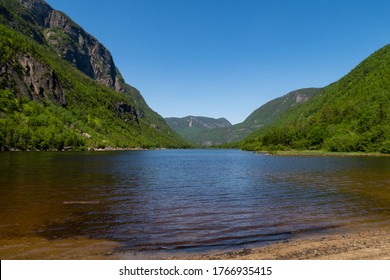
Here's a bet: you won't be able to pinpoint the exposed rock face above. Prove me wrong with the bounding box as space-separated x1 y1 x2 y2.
20 0 51 26
0 55 66 106
294 93 310 104
0 0 189 150
19 55 66 105
19 0 124 92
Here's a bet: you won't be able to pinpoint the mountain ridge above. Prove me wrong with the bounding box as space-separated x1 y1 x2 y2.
165 116 232 146
242 45 390 153
12 0 122 91
166 88 321 146
230 88 321 142
2 0 388 153
0 0 188 150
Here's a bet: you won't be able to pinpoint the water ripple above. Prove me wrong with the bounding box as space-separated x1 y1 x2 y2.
0 150 389 253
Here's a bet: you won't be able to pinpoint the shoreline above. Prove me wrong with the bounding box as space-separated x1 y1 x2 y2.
177 227 390 260
1 147 389 156
1 227 389 260
113 225 390 260
0 147 150 152
256 150 390 157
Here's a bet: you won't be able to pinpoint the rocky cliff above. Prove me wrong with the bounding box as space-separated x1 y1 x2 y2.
0 0 188 150
18 0 122 91
0 53 66 106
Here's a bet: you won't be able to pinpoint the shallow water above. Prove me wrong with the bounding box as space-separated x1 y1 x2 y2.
0 150 389 257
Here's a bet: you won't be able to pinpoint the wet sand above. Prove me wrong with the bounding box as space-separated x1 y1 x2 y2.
2 227 388 260
0 237 120 260
184 228 390 260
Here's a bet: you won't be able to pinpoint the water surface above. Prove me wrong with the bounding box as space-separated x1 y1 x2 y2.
0 150 389 258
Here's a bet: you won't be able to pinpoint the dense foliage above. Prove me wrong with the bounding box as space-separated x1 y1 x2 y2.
230 88 321 142
166 89 320 146
165 116 232 146
242 45 390 154
0 25 188 150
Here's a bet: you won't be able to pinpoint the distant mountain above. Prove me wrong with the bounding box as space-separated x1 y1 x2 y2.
0 0 188 150
166 88 320 146
242 45 390 153
165 116 232 146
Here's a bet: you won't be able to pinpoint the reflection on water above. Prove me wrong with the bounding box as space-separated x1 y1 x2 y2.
0 150 389 257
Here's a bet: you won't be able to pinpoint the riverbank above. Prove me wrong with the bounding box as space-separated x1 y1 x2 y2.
262 150 390 157
182 228 390 260
1 227 389 260
0 147 149 152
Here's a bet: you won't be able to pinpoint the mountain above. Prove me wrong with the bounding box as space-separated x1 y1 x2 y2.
166 88 320 146
165 116 232 146
230 88 321 142
0 0 188 150
3 0 121 91
242 45 390 153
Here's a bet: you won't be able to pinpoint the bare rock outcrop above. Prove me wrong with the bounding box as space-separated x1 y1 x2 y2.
19 0 124 92
0 55 66 106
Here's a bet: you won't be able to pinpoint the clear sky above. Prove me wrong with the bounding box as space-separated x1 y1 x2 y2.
45 0 390 124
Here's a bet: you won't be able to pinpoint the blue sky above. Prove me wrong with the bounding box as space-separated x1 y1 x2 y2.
45 0 390 124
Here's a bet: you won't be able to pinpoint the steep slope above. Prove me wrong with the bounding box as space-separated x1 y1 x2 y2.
0 0 188 150
2 0 121 90
165 116 232 146
242 45 390 153
230 88 321 142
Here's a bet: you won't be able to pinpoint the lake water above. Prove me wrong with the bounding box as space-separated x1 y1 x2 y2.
0 150 389 258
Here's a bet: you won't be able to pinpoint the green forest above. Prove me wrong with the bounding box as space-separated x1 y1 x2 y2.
241 45 390 154
0 25 188 150
1 0 390 153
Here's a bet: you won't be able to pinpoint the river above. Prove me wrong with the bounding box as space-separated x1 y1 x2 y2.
0 150 389 258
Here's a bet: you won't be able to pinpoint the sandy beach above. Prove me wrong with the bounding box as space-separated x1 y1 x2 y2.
186 228 390 260
2 227 388 260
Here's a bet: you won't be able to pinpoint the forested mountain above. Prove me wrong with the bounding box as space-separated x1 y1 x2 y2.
2 0 388 153
230 88 321 142
165 116 232 146
0 0 188 150
242 45 390 153
166 89 320 146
